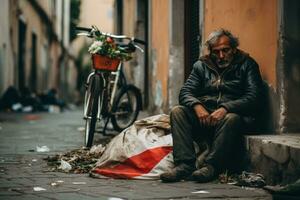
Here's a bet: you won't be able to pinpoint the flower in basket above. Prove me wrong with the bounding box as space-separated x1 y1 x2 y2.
88 35 132 61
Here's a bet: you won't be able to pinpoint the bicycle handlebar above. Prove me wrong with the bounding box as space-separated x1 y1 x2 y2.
76 26 147 45
76 26 92 32
133 38 146 45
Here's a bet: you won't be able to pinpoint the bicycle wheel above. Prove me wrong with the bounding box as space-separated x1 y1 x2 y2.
83 74 102 147
111 85 142 132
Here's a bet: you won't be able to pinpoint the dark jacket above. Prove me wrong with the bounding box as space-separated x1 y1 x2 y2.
179 50 263 117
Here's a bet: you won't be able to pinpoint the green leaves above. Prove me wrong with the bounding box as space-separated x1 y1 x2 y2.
88 36 132 61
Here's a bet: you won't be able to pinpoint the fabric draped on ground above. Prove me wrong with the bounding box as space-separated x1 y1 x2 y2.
90 114 174 179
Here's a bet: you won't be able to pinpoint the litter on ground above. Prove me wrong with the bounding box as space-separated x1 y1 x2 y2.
36 145 50 152
33 187 46 191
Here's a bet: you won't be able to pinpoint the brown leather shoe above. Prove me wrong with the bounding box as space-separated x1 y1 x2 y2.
192 164 216 183
160 164 194 183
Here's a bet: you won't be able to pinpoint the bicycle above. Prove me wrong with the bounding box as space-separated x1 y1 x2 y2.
76 26 146 147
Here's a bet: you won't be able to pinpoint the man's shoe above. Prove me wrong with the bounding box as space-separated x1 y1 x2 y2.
160 164 194 183
192 164 216 183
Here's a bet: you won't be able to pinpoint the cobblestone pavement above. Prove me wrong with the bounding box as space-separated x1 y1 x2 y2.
0 109 272 200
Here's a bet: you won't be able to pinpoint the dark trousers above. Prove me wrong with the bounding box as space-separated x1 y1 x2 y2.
170 105 244 172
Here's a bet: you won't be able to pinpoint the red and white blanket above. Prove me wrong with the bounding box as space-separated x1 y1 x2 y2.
90 114 174 179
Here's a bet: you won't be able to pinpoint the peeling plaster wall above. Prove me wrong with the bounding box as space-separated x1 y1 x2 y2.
168 0 185 111
279 0 300 132
118 0 147 106
122 0 136 84
150 0 170 113
150 0 185 113
168 47 184 110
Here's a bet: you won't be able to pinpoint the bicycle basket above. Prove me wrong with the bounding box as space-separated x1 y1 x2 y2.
92 54 120 71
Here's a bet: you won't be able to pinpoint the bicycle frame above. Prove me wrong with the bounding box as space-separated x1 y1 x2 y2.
78 25 146 145
83 61 123 122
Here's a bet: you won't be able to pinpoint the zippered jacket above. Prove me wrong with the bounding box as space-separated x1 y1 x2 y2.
179 50 263 117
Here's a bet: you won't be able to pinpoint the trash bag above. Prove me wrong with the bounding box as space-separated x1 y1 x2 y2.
90 114 174 180
59 159 72 172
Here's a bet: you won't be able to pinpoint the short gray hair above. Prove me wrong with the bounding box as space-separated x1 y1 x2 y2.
205 28 239 51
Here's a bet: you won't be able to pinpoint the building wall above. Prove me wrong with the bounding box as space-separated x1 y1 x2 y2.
119 0 183 113
36 0 53 17
151 0 170 112
55 0 63 41
64 0 71 47
18 1 47 92
121 0 148 103
278 0 300 132
54 0 71 47
0 0 15 95
121 0 136 83
49 41 61 89
71 0 114 61
168 0 185 111
0 0 74 103
79 0 114 32
122 0 136 37
204 0 278 88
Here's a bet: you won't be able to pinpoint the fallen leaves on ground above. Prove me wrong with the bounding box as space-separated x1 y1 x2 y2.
44 144 105 173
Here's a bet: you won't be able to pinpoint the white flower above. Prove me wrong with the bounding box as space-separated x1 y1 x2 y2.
88 41 103 54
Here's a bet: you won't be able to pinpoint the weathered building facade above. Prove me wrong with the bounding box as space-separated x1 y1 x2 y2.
0 0 77 101
116 0 300 133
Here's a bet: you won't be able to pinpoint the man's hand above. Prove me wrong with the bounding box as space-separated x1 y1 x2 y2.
209 107 228 126
193 104 210 126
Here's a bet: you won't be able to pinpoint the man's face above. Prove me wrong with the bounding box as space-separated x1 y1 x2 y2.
210 35 236 68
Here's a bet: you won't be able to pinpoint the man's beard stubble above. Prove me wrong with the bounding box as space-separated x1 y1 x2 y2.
217 59 231 68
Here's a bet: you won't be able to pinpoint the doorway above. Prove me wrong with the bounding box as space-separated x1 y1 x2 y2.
30 32 37 92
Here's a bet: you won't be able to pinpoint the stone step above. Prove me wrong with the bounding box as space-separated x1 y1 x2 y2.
245 134 300 185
